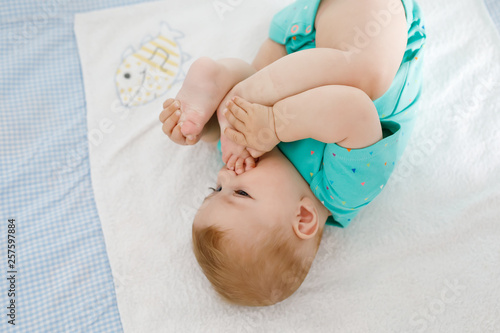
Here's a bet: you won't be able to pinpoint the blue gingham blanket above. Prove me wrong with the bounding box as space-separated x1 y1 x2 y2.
1 0 499 331
485 0 500 32
0 1 152 331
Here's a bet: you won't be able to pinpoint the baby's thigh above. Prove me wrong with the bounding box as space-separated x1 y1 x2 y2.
315 0 408 97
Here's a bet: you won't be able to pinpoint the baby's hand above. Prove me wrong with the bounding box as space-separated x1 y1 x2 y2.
222 96 280 154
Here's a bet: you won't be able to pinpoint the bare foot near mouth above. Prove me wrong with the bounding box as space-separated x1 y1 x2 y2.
169 57 229 144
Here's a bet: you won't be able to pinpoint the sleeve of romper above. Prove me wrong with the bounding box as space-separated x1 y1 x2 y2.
217 139 222 153
311 121 403 228
216 139 225 163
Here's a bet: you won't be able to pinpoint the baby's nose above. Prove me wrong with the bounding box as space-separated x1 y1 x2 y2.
217 168 237 184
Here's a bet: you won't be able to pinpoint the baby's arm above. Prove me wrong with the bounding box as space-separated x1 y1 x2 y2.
275 85 382 147
223 85 382 152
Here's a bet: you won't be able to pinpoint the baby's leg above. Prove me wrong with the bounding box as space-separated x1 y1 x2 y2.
274 86 382 148
217 39 287 173
165 57 256 144
198 113 220 144
231 0 407 106
251 38 288 71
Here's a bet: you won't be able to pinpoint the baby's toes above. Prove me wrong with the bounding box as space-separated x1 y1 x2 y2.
234 158 245 175
222 151 231 165
226 154 238 171
244 156 256 171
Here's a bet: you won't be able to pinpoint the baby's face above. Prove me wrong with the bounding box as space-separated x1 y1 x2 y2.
193 148 302 244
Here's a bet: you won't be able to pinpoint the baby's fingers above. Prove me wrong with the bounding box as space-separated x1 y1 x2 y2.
170 123 189 145
162 108 182 136
163 98 175 109
170 124 196 145
159 99 179 123
224 127 248 146
231 96 254 115
222 108 246 133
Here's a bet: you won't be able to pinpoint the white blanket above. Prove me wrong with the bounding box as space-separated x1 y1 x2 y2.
75 0 500 332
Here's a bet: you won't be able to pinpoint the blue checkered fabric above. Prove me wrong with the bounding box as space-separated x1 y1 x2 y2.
0 1 153 331
485 0 500 32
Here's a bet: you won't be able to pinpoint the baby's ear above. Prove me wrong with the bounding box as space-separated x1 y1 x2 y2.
293 198 319 240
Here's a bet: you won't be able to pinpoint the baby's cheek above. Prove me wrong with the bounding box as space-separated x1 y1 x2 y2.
193 203 215 229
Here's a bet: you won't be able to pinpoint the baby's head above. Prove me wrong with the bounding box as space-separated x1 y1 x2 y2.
192 147 331 306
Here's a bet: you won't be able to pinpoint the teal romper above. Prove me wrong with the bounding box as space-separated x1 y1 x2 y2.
219 0 426 228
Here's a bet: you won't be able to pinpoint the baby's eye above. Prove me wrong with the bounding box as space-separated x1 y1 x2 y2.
208 186 222 192
235 190 249 197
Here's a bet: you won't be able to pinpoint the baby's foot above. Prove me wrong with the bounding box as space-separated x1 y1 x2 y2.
217 96 245 163
174 57 227 143
216 96 258 173
159 98 196 145
219 126 246 168
222 151 257 175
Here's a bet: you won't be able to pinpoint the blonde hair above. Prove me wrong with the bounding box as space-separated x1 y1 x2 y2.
192 222 323 306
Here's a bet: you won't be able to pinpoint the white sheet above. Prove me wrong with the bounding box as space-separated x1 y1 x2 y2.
75 0 500 331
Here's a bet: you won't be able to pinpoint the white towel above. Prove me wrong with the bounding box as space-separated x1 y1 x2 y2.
75 0 500 332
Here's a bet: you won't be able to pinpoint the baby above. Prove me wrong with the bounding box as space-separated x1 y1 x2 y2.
159 0 426 306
